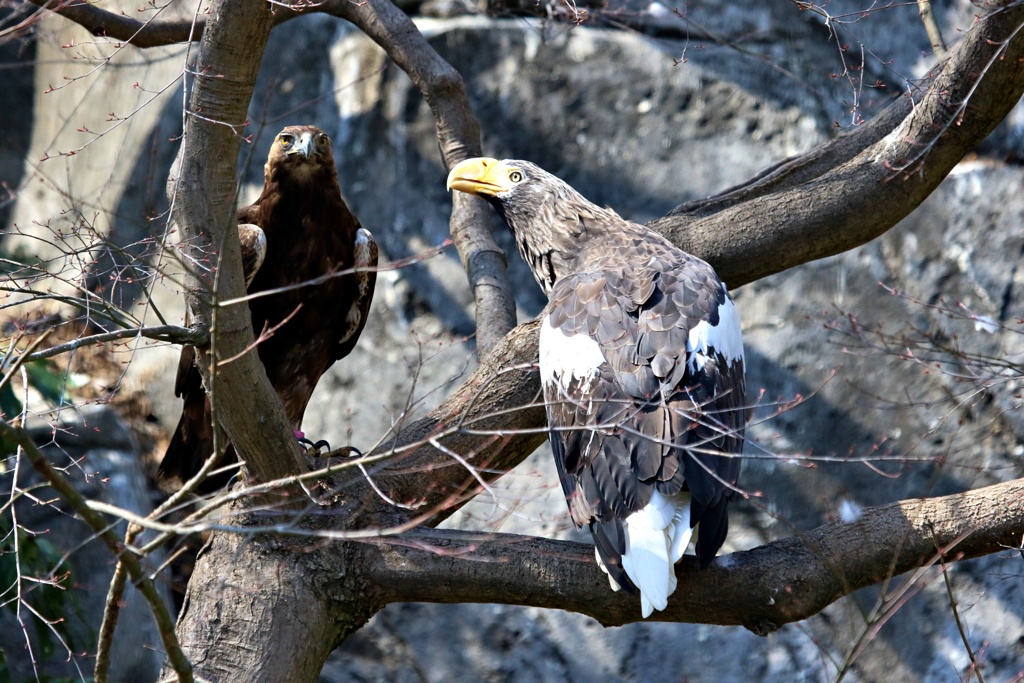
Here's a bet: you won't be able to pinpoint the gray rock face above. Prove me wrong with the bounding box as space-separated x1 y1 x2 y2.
3 3 1024 682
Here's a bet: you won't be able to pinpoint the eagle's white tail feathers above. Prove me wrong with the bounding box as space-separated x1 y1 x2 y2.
621 491 693 618
666 498 694 597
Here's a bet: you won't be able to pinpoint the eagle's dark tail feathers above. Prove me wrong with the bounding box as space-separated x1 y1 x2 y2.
692 499 730 570
159 399 236 494
591 519 637 594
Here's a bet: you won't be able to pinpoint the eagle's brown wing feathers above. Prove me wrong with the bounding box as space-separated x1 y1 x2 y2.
160 342 214 484
336 228 378 362
544 244 745 577
237 224 267 288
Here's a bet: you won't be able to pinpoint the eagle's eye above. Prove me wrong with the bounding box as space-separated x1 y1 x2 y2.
279 135 293 149
318 135 330 149
508 170 524 183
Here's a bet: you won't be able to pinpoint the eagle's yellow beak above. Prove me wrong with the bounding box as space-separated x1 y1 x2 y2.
446 157 511 197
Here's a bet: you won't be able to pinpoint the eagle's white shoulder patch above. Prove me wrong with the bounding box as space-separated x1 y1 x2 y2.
340 228 377 344
355 228 372 250
686 285 744 372
539 315 605 392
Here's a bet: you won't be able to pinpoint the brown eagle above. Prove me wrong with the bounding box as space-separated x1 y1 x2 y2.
160 125 378 491
448 158 747 617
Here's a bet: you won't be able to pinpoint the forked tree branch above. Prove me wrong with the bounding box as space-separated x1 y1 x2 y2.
362 477 1024 630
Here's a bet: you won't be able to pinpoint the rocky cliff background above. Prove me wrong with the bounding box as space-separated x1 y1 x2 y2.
2 0 1023 681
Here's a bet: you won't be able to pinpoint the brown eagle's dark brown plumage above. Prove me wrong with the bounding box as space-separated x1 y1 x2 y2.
448 158 747 618
161 125 378 491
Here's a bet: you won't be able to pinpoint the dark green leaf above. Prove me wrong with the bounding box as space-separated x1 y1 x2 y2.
24 362 67 407
0 383 22 422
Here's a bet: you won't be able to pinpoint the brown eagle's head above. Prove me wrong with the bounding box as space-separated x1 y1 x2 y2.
264 125 336 183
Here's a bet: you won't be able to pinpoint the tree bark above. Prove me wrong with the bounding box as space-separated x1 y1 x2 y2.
165 528 366 683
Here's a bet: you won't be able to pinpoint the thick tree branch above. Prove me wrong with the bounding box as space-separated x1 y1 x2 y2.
160 527 349 683
649 0 1024 287
337 320 546 529
24 0 208 48
363 477 1024 631
328 0 517 351
168 0 306 489
663 96 910 221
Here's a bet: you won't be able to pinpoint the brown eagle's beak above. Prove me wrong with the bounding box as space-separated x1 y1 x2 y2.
446 157 510 197
290 132 317 159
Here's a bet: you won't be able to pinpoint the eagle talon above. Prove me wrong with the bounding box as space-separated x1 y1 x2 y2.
318 445 363 459
297 437 331 457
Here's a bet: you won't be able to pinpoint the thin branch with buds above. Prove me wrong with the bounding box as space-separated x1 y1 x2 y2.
0 421 194 682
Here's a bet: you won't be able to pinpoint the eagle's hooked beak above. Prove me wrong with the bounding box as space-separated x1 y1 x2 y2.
290 132 318 159
447 157 511 197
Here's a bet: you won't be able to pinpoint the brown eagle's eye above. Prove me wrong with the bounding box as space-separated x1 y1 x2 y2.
279 135 293 148
318 135 330 149
508 170 524 183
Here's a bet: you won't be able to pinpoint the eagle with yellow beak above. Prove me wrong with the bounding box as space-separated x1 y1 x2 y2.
448 158 747 617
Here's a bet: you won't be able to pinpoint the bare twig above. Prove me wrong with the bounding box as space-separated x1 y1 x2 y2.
0 331 51 401
918 0 948 59
7 325 206 365
0 422 193 682
94 550 131 683
933 528 985 683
